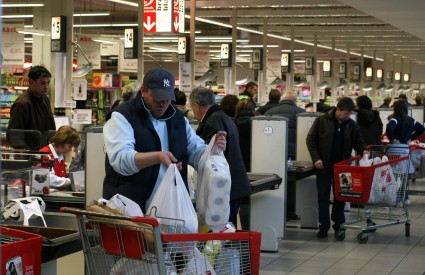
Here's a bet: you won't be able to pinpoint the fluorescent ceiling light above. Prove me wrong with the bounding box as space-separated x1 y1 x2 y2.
282 50 306 53
185 15 386 62
239 44 278 48
107 0 138 7
1 14 33 19
74 12 110 17
1 3 44 7
184 30 202 34
149 46 178 53
74 23 137 27
17 28 50 36
93 39 115 44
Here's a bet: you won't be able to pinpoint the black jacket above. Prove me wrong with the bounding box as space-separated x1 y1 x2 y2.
357 108 383 145
265 100 306 158
257 100 279 115
306 108 367 166
234 113 254 171
196 105 252 200
8 89 55 150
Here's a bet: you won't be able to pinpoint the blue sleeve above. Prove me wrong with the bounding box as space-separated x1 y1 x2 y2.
185 117 207 170
103 112 139 176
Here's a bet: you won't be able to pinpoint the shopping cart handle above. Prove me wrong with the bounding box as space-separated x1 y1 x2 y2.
60 207 161 227
131 216 160 227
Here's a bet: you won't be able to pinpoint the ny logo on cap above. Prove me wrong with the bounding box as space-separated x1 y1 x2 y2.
163 79 170 88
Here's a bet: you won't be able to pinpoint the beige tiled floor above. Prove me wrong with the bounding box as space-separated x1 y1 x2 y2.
259 179 425 274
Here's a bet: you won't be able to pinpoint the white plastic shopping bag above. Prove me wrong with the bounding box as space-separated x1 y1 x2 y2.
182 248 217 275
147 164 198 233
104 194 144 217
196 134 232 232
2 197 47 226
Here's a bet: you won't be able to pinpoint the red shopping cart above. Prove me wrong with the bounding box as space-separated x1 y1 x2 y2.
333 144 411 243
60 207 261 275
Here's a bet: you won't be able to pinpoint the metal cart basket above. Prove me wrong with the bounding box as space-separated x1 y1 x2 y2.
333 144 410 243
61 207 261 275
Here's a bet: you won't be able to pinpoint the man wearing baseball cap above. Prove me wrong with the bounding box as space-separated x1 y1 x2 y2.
102 67 227 211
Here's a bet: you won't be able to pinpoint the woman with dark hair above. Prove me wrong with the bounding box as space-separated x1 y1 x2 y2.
219 94 239 117
386 99 425 205
386 100 424 144
356 95 383 145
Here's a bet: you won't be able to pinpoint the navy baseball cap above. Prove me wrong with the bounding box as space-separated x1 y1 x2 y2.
143 67 175 101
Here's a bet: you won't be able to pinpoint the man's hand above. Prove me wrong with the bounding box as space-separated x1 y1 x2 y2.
314 160 324 169
214 131 227 151
158 151 182 170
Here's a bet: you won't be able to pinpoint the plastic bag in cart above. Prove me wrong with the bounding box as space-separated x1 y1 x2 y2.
181 247 216 275
368 156 401 205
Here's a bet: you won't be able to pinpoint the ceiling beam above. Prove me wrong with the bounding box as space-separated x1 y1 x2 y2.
195 8 364 18
237 17 381 25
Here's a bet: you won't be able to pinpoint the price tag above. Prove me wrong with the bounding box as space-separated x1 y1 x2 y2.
51 17 61 40
64 100 76 108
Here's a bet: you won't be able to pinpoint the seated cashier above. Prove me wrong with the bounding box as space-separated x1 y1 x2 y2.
39 125 81 189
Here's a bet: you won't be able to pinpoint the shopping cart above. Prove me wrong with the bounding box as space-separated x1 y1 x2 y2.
408 143 425 196
61 207 261 275
333 144 410 243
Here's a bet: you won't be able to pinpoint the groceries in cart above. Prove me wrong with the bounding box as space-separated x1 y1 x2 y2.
61 206 261 275
333 145 411 243
334 150 409 206
409 140 425 174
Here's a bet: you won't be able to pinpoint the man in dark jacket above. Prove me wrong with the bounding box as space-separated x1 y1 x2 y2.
265 90 306 160
7 65 56 150
190 87 252 227
239 81 258 107
306 97 368 238
102 68 227 212
256 88 281 115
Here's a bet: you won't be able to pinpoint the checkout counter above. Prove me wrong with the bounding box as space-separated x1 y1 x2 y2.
1 150 82 275
250 116 288 252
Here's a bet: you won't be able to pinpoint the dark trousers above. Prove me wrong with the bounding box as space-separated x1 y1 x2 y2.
316 167 345 231
229 198 241 227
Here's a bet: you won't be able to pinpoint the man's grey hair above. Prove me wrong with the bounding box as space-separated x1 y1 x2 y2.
189 87 216 106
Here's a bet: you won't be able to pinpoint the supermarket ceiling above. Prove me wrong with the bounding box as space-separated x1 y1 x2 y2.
3 0 425 64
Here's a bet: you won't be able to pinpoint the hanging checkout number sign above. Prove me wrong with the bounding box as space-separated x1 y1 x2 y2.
220 43 232 67
124 28 138 59
51 16 66 52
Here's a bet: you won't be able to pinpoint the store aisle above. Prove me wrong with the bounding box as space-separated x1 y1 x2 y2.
259 179 425 274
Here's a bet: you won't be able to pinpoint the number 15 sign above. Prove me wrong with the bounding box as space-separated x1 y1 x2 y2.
51 16 66 52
